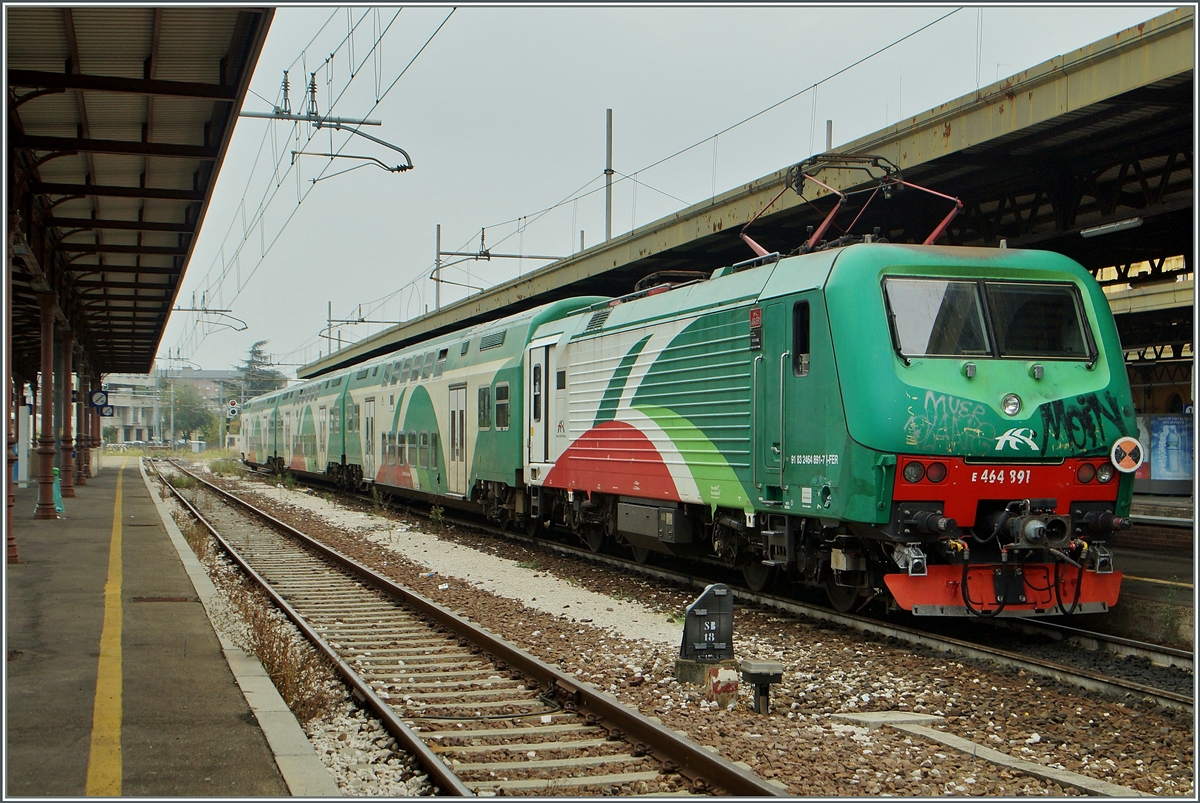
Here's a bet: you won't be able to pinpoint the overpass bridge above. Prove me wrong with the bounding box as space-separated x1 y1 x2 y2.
300 6 1192 381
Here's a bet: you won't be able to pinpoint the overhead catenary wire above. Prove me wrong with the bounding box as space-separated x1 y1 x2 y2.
171 8 391 357
171 8 451 362
198 8 964 368
273 9 969 367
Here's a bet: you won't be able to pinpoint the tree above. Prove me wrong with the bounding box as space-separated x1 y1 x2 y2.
237 340 287 398
164 379 217 442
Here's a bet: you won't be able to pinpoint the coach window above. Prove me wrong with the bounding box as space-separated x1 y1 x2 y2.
421 351 436 380
478 386 491 429
401 356 413 383
397 432 407 466
408 430 418 466
433 348 448 378
495 383 510 430
793 301 811 376
430 433 439 470
419 431 430 468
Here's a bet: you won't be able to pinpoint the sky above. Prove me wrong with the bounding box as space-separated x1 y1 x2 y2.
158 4 1180 378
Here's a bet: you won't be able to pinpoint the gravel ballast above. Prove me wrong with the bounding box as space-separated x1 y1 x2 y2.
208 471 1195 797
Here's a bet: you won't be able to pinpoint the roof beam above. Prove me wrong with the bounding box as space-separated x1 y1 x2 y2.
60 243 188 256
32 181 205 201
7 69 238 101
11 133 218 160
47 216 192 233
64 264 181 275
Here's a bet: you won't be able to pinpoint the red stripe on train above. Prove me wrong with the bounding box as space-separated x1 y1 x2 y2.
544 420 679 500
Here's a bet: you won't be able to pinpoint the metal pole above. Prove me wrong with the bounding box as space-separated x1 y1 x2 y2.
58 328 74 497
605 109 613 241
7 215 18 558
34 293 57 519
826 119 833 152
170 379 175 450
435 224 442 311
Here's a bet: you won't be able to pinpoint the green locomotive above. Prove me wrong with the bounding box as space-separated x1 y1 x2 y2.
243 238 1138 618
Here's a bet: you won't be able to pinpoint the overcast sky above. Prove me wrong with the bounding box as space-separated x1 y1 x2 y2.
159 4 1178 378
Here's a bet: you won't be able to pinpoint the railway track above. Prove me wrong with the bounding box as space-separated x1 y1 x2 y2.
159 460 784 797
408 502 1194 716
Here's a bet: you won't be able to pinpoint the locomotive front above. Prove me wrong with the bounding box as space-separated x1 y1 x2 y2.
828 244 1139 617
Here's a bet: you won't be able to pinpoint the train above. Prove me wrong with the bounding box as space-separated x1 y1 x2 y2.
240 172 1142 618
240 242 1140 618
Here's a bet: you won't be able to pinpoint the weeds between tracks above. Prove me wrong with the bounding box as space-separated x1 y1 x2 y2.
168 495 339 724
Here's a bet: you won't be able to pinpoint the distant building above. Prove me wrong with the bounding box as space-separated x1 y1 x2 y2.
102 368 248 444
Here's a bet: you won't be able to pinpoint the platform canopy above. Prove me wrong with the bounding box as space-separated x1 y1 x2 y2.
6 6 273 378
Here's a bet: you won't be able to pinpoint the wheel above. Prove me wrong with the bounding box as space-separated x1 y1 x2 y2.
825 577 860 613
583 525 605 553
741 561 776 592
631 544 653 565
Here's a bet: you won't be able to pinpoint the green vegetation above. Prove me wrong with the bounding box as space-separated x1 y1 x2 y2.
208 458 239 477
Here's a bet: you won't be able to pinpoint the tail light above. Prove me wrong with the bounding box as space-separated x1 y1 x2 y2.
1077 463 1096 483
926 462 947 483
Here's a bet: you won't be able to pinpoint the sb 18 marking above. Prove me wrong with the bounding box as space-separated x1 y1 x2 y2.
971 468 1032 484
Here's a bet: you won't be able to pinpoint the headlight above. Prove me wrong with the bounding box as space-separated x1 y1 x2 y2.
1077 463 1096 483
1096 463 1115 483
903 462 925 483
1001 394 1022 416
926 462 948 483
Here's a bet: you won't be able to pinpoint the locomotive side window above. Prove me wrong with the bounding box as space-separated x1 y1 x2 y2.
495 383 510 430
884 278 990 358
532 364 543 422
793 301 811 376
984 282 1093 359
478 386 491 429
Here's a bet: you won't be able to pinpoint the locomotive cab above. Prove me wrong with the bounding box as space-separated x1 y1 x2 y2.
823 244 1138 616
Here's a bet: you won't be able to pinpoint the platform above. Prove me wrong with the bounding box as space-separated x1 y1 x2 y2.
4 456 332 796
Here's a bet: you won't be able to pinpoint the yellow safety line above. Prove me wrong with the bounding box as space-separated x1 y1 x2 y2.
85 457 127 795
1124 574 1194 589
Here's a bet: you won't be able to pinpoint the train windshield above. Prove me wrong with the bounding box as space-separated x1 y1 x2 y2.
884 277 1094 360
984 282 1092 358
884 278 990 357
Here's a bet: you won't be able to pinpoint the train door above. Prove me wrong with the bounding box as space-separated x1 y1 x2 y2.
318 405 327 468
364 398 376 478
781 294 830 496
526 340 556 467
448 384 467 495
755 303 786 492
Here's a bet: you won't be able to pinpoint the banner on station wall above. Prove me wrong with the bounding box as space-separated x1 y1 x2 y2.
1150 415 1193 480
1134 414 1194 495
